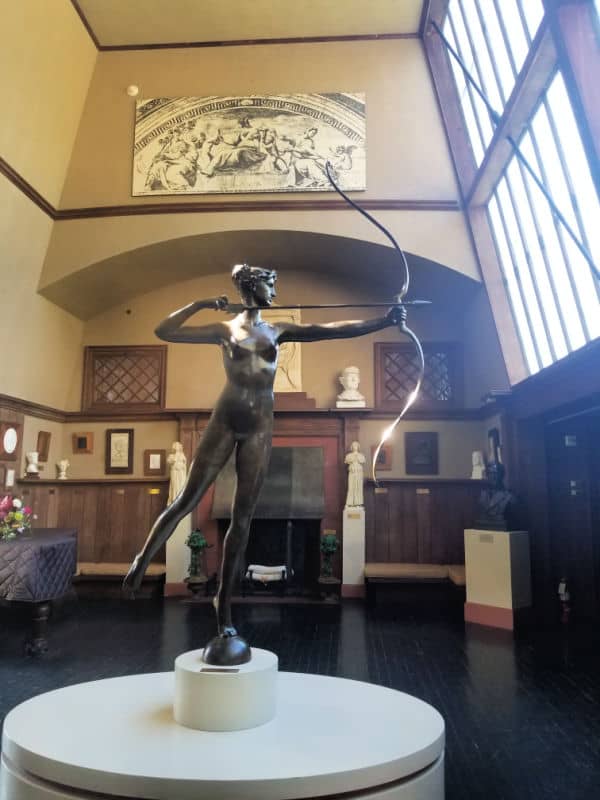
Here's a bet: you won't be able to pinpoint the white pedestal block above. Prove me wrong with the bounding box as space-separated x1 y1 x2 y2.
464 529 532 630
1 672 445 800
343 506 366 589
174 647 278 731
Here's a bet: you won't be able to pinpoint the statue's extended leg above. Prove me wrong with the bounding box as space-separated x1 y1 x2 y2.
203 430 271 665
123 422 235 593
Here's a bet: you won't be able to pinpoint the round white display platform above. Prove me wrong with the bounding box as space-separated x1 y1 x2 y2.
174 647 278 730
1 672 445 800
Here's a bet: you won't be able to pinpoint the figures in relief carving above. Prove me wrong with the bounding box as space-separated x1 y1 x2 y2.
167 442 188 504
336 365 365 408
123 263 402 666
471 450 485 480
345 441 365 507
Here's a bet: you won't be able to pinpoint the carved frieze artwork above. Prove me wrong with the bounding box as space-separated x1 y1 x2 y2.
263 310 302 392
132 94 366 195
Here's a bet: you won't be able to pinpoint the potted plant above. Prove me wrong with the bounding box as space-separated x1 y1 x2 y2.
185 529 212 597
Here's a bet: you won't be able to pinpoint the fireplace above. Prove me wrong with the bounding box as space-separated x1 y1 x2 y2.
212 447 324 596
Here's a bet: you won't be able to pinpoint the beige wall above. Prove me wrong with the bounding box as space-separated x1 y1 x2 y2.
1 0 97 207
21 416 178 480
60 40 458 208
77 269 505 410
0 177 84 408
359 419 489 480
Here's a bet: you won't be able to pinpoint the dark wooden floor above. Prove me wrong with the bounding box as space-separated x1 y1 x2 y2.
1 595 600 799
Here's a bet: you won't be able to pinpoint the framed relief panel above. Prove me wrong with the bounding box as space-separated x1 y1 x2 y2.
0 423 21 461
37 431 51 462
405 432 439 475
144 449 166 477
72 432 94 454
371 443 393 471
105 429 134 475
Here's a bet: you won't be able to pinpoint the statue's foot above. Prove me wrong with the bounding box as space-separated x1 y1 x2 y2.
122 556 145 596
202 628 251 666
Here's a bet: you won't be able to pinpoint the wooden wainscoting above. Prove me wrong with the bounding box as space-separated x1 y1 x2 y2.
19 479 168 563
364 479 482 565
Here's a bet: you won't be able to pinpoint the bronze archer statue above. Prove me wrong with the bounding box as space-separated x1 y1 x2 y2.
123 263 404 666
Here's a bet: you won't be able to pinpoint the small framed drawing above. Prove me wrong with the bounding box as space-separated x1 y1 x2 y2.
37 431 51 462
371 443 393 471
72 432 94 454
105 429 134 475
405 432 439 475
0 422 21 461
144 449 166 477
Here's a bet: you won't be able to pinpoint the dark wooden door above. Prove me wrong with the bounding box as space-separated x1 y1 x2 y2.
546 414 600 620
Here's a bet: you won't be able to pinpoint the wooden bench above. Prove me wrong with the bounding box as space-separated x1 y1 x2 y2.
364 562 465 605
73 562 166 599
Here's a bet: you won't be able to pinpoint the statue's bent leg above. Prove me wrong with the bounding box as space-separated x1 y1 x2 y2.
123 423 235 592
215 430 272 634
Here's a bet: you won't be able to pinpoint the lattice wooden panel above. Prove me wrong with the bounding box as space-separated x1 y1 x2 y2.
82 346 167 411
375 343 462 410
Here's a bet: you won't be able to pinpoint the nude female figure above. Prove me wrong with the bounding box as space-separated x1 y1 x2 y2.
124 263 402 665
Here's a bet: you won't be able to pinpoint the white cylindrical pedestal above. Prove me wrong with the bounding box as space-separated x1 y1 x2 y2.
174 647 278 731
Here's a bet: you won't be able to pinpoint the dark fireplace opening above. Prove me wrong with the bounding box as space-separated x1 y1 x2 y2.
218 518 321 596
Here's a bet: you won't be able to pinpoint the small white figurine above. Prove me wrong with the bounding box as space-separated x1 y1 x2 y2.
336 365 366 408
344 441 366 507
25 451 40 478
57 459 70 480
471 450 486 480
167 442 187 504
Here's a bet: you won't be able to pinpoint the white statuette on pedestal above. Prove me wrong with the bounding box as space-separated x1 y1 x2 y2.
174 647 278 731
344 441 365 508
56 459 70 480
167 442 187 504
25 452 39 477
471 450 486 480
336 365 366 408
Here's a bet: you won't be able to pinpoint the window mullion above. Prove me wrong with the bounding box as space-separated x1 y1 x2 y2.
473 1 508 106
491 0 519 78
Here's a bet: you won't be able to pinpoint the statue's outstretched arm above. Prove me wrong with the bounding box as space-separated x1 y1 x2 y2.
277 307 404 344
155 296 229 344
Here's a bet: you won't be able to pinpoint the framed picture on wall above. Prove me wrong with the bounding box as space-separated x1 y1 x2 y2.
72 432 94 454
405 432 439 475
105 429 134 475
144 449 166 477
37 431 51 462
371 443 393 471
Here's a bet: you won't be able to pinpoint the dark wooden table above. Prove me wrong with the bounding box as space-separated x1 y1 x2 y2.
0 528 77 655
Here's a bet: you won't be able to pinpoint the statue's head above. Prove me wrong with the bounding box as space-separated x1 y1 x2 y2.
339 365 360 390
232 263 277 307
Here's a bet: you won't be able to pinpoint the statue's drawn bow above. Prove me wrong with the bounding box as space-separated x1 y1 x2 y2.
324 161 426 485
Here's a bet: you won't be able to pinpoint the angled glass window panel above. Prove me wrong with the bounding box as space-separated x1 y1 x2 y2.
447 4 495 153
562 238 600 341
516 0 545 42
519 132 587 349
483 5 517 100
530 104 578 233
498 0 530 71
445 22 487 163
496 177 553 367
505 159 568 359
488 195 540 373
547 74 600 268
460 0 504 111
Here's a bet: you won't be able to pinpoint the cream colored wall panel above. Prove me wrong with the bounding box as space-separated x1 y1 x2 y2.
0 176 84 410
60 40 458 207
0 0 97 207
359 419 488 480
41 209 479 305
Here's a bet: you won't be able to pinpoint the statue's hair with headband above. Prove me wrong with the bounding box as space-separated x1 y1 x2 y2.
231 263 276 293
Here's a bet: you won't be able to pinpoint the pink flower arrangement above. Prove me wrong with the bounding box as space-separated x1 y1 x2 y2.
0 495 35 540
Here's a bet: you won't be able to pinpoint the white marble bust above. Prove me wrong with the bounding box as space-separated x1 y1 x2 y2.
336 366 366 408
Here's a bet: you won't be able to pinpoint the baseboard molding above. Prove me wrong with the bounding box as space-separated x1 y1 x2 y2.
165 582 188 597
464 601 515 630
342 584 365 599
